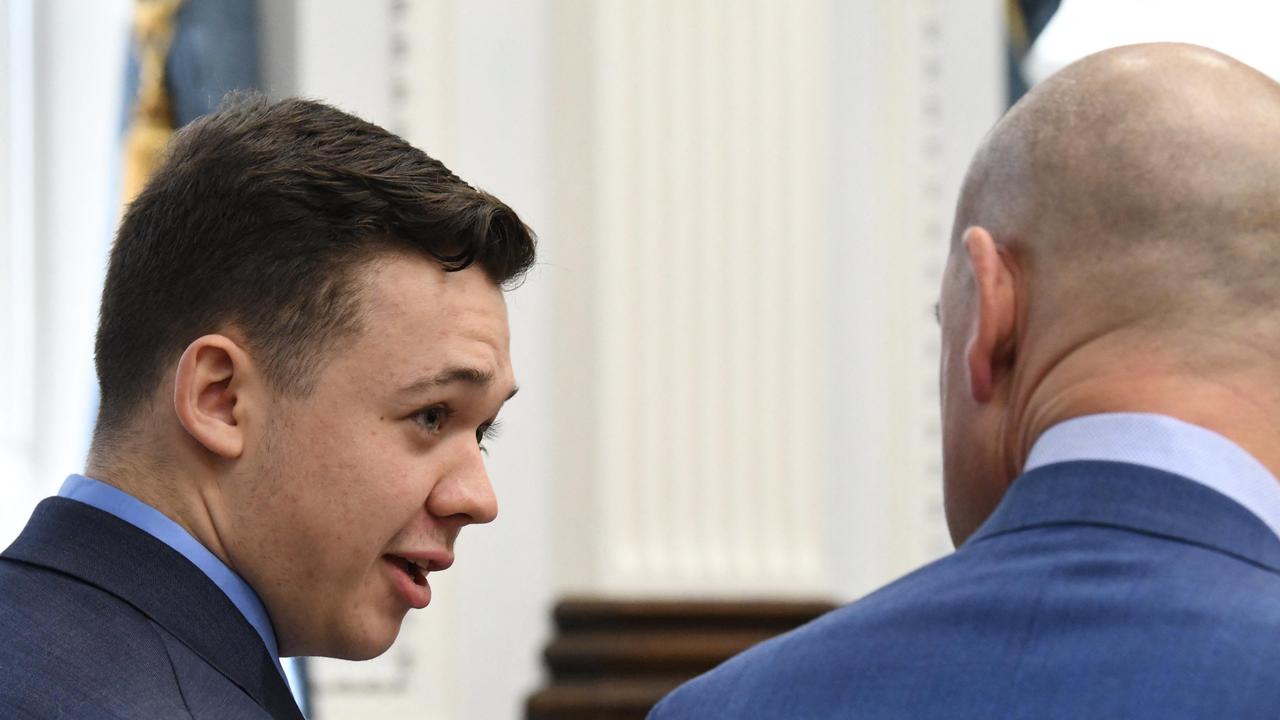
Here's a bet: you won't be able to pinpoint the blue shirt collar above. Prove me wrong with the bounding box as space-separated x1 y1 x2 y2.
58 474 286 680
1026 412 1280 540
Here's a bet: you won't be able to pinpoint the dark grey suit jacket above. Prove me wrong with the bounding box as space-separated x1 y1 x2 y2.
0 498 304 719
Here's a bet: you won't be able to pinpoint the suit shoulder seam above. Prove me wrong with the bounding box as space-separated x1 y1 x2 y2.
147 620 197 719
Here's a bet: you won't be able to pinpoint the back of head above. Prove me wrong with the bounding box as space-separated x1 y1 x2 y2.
93 94 536 450
940 43 1280 543
959 42 1280 350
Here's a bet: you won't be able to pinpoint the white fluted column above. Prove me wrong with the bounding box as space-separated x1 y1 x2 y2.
571 0 832 596
550 0 1001 602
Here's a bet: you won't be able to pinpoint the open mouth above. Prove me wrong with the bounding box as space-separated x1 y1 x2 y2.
388 555 429 586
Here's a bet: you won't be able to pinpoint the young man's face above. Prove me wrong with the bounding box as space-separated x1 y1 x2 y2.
223 252 515 659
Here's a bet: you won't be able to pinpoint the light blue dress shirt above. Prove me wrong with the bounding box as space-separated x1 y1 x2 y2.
1026 412 1280 540
58 474 288 682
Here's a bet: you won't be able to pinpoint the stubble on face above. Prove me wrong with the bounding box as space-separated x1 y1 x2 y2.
222 253 515 659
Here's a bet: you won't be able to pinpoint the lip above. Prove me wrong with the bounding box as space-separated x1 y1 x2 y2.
382 550 454 610
393 550 455 573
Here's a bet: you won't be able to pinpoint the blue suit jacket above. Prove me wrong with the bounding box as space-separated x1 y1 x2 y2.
650 461 1280 719
0 498 304 719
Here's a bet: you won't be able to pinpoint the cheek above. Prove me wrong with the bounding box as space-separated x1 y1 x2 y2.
250 408 438 566
318 438 438 545
258 430 398 552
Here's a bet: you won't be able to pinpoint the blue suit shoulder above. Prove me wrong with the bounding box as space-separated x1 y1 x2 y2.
0 557 194 718
650 523 1280 719
0 497 292 719
649 548 978 720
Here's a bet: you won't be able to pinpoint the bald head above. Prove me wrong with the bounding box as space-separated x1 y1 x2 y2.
938 44 1280 544
958 43 1280 339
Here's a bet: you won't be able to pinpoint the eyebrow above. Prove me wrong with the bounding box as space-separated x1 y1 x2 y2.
401 366 519 401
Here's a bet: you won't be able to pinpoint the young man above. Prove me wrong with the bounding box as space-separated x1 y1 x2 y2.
0 95 535 718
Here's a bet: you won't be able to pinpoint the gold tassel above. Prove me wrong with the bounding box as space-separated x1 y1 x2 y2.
1007 0 1030 56
121 0 183 205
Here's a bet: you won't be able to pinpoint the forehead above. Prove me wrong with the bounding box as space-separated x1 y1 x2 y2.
334 253 513 389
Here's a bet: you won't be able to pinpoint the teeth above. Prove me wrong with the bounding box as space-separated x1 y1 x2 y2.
400 557 429 585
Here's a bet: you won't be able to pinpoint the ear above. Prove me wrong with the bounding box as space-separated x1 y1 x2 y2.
173 334 256 459
961 226 1018 403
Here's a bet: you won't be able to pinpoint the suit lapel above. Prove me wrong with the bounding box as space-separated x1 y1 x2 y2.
968 460 1280 574
2 498 304 720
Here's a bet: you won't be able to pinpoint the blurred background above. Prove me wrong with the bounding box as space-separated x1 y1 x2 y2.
5 0 1276 718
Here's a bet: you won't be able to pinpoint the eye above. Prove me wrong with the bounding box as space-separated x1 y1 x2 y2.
476 419 503 454
413 405 449 434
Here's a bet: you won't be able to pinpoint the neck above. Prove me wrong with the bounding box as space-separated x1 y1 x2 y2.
84 454 236 569
1009 348 1280 482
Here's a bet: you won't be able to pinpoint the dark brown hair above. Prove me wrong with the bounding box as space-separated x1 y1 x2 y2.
93 93 536 439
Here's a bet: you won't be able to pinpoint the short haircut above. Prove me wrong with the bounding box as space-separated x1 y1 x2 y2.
93 93 536 440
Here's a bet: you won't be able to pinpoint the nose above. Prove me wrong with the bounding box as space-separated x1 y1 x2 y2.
427 441 499 525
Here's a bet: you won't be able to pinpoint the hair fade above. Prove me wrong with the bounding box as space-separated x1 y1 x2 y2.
93 93 536 439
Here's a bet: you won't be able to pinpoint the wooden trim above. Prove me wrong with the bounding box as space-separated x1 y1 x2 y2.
527 597 837 719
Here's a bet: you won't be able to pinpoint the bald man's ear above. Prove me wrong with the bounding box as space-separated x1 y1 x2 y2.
173 334 256 459
962 226 1018 403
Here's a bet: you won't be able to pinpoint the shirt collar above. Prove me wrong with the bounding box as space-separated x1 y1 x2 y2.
57 474 286 679
1025 412 1280 540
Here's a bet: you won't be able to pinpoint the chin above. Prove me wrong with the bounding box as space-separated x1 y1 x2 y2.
337 642 396 662
292 617 404 661
335 626 402 661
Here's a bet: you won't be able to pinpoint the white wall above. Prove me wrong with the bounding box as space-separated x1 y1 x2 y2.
1026 0 1280 83
826 0 1003 599
0 0 132 546
0 0 35 536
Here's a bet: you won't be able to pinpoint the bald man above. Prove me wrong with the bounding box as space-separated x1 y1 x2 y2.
649 43 1280 719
